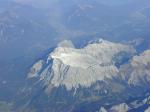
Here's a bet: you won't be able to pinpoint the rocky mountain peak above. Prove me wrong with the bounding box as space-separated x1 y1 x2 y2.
28 39 136 91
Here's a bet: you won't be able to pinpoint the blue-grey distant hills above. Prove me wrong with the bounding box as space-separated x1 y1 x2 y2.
0 0 150 111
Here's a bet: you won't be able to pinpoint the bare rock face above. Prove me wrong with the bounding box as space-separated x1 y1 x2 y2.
57 40 75 48
28 39 136 91
99 107 107 112
120 50 150 86
98 94 150 112
22 39 150 112
27 60 44 78
110 103 130 112
145 107 150 112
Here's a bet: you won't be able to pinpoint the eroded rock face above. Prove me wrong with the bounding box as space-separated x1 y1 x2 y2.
28 60 44 78
99 107 107 112
145 107 150 112
98 94 150 112
22 39 150 112
28 39 136 90
120 50 150 86
110 103 130 112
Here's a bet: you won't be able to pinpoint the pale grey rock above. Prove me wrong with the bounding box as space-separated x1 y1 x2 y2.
28 60 44 78
105 95 150 112
120 50 150 86
29 39 136 91
110 103 129 112
99 107 107 112
145 107 150 112
57 40 75 48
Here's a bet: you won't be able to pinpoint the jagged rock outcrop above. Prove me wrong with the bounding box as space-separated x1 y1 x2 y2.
119 50 150 86
110 103 129 112
99 107 107 112
28 39 136 91
28 60 44 78
21 39 150 112
98 94 150 112
145 107 150 112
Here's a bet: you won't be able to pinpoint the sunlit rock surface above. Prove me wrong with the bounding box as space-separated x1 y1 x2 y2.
120 50 150 86
28 39 136 90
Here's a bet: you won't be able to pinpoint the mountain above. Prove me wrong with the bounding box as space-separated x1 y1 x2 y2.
0 0 150 111
14 39 150 112
0 0 150 83
27 39 136 90
99 94 150 112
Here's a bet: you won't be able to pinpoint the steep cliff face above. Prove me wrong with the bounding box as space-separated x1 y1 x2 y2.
120 50 150 86
22 39 150 112
28 39 136 91
99 94 150 112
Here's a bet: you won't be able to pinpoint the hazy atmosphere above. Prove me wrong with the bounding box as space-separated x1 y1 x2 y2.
0 0 150 112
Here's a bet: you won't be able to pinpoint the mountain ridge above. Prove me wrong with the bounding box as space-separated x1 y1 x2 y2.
28 39 136 91
14 38 150 112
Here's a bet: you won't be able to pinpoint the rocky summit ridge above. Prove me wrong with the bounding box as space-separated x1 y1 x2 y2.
22 39 150 112
28 39 138 91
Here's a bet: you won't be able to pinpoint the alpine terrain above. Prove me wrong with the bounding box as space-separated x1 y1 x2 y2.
15 39 150 112
0 0 150 112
